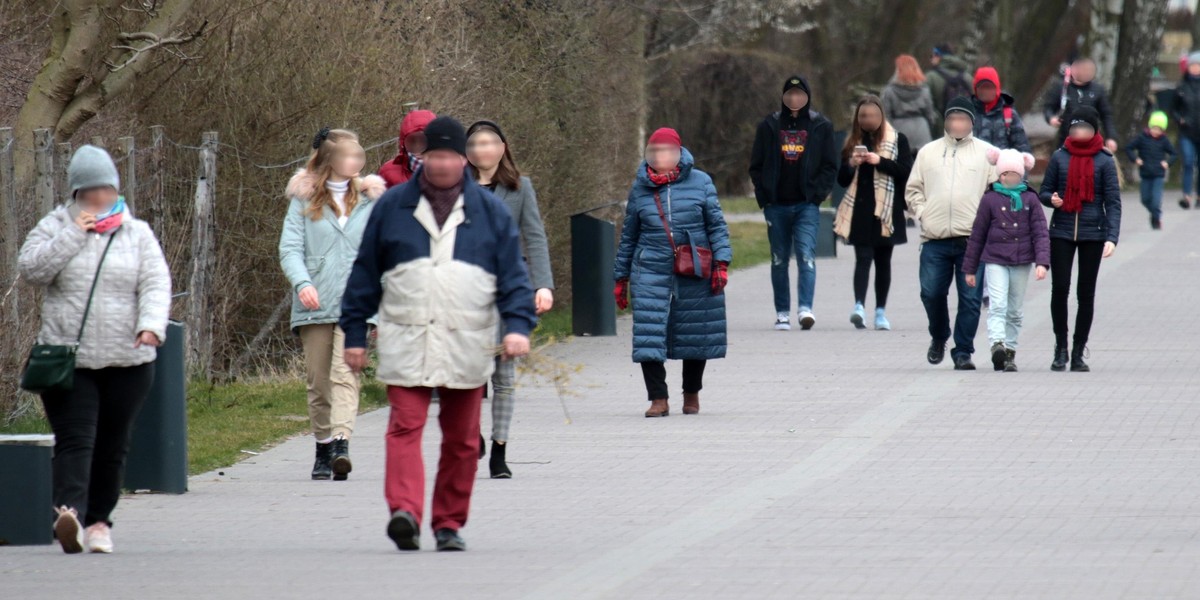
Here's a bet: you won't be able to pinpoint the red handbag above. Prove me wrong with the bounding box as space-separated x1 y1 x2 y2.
652 189 712 279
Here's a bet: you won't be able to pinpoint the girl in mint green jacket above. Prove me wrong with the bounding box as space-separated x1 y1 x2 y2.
279 128 385 481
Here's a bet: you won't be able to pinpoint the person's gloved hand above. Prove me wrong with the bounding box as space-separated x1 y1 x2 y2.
711 261 728 295
614 279 630 310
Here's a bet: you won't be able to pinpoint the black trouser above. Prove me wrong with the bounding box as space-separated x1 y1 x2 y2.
41 363 155 528
1050 238 1105 348
640 360 706 401
853 244 893 308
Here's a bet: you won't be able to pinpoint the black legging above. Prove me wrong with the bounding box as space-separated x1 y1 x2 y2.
853 244 893 308
641 360 706 401
1050 238 1105 348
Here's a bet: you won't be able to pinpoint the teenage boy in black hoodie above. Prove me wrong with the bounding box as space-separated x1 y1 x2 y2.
749 75 838 331
1042 57 1118 152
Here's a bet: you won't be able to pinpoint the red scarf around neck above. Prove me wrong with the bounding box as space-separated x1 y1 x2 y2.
1062 134 1104 214
647 165 680 186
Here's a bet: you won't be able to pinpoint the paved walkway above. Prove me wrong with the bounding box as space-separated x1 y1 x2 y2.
5 192 1200 599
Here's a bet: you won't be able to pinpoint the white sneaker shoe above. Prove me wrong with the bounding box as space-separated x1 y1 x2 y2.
774 312 791 331
84 522 113 553
798 309 816 330
53 506 83 554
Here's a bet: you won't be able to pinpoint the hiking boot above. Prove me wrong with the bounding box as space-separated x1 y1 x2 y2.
645 399 669 418
312 441 333 480
330 436 351 481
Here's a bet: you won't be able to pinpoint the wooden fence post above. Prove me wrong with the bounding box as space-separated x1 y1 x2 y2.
187 131 218 380
0 128 17 324
33 129 54 216
118 136 136 211
148 126 165 237
55 142 71 202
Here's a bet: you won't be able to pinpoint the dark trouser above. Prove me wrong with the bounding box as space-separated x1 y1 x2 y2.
641 360 706 401
1140 177 1164 221
41 363 155 528
853 244 894 307
919 238 984 360
1050 238 1105 348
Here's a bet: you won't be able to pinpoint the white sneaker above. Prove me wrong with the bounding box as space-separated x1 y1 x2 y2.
53 506 83 554
84 522 113 553
774 312 791 331
798 309 816 330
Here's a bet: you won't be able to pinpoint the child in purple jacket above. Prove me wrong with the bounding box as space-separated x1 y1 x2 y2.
963 148 1051 372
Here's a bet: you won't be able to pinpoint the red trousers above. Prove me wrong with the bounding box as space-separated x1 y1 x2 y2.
384 385 483 531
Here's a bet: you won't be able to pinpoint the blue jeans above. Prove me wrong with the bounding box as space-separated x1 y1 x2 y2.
984 263 1031 349
764 203 819 313
919 238 984 360
1181 137 1198 196
1140 176 1164 220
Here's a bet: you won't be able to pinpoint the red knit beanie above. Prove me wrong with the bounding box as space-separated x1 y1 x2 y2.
647 127 681 147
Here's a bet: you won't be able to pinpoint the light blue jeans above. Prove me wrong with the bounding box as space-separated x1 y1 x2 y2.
984 263 1032 349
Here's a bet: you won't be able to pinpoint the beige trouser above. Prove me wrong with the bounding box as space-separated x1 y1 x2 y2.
298 324 360 440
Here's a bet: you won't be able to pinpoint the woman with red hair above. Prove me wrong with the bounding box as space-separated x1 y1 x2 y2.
882 55 938 156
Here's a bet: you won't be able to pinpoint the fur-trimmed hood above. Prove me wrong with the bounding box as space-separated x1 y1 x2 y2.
285 169 386 202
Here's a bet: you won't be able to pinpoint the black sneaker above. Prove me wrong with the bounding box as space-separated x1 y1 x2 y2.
927 339 947 365
387 511 420 551
330 436 351 481
312 442 333 480
990 343 1007 372
953 355 976 371
1180 198 1192 210
435 528 467 552
1151 216 1162 230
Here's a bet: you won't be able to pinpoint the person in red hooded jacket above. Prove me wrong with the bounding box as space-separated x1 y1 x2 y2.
378 110 437 188
970 67 1031 153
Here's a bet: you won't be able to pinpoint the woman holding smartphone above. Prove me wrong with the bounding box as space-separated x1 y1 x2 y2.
834 95 913 330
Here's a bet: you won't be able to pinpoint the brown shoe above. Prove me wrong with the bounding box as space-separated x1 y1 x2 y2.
644 399 670 417
682 393 700 415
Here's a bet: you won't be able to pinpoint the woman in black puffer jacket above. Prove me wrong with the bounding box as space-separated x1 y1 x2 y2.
1038 106 1121 373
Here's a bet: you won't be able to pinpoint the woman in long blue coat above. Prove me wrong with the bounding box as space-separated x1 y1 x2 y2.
614 128 733 417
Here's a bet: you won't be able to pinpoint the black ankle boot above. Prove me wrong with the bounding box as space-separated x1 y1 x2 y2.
312 442 333 480
1003 348 1017 372
479 433 486 460
489 440 512 479
330 436 352 481
1051 345 1069 371
1070 346 1090 372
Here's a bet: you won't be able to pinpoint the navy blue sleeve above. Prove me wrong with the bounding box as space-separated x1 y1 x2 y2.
1039 153 1062 206
1101 158 1122 244
491 201 537 338
339 200 387 349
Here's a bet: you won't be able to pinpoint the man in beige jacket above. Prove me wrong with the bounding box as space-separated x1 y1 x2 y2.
905 96 997 370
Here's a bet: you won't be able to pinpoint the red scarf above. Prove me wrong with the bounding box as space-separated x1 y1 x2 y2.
647 166 680 186
1062 134 1104 214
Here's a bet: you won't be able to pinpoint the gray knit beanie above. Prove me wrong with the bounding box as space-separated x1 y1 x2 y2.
67 145 120 197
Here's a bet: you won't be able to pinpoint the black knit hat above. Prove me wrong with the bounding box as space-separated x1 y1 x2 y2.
1069 106 1101 134
944 96 976 122
782 75 810 95
423 116 467 156
467 120 507 144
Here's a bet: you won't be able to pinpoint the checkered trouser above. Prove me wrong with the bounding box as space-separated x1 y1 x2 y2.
489 356 517 442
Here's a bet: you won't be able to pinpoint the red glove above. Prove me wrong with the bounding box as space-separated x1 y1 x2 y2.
614 279 630 310
711 261 728 295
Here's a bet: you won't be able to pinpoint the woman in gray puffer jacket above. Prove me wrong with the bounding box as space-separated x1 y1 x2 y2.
882 55 939 156
18 145 171 555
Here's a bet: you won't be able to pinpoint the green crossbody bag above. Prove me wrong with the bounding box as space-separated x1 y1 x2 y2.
20 234 116 394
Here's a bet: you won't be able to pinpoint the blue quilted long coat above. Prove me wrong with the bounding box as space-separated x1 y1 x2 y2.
613 148 732 363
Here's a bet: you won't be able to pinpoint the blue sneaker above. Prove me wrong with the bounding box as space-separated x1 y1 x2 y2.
850 303 866 329
874 308 890 331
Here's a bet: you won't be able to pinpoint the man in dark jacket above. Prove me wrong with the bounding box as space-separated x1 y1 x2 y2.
1042 57 1118 152
1170 52 1200 208
926 43 974 126
749 74 838 331
972 66 1032 153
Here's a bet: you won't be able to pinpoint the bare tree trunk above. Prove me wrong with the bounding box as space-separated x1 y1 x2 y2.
1111 0 1171 144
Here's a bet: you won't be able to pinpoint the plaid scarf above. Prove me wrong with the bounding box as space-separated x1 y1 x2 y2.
834 124 899 239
